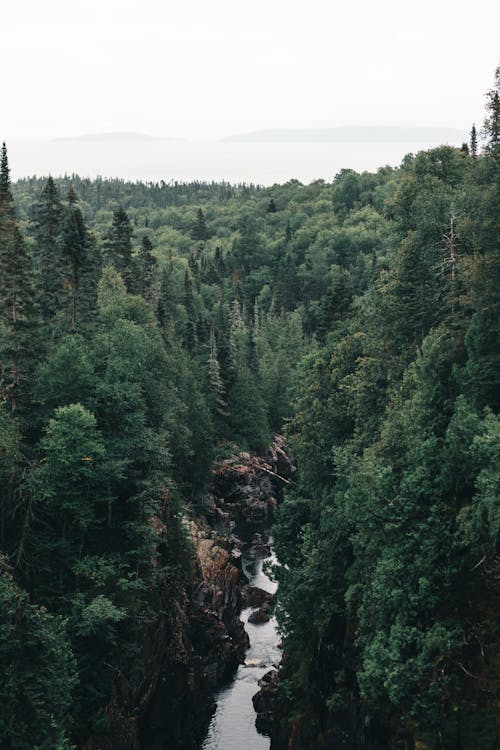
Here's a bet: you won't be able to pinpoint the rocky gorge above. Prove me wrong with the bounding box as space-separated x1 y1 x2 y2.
138 436 294 750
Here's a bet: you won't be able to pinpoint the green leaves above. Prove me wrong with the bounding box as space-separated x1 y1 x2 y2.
0 569 77 750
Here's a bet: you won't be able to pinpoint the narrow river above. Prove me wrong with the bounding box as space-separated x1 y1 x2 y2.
201 546 280 750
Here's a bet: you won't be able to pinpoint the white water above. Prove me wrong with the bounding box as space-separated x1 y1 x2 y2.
202 550 280 750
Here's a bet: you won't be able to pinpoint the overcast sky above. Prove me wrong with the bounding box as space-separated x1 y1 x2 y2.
3 0 499 141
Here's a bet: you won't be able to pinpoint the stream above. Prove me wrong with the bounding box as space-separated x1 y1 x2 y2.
201 544 280 750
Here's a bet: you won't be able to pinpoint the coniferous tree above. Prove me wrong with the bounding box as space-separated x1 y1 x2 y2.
483 65 500 162
156 262 176 342
135 235 157 303
470 123 478 158
183 270 197 352
0 145 37 411
208 321 228 428
32 177 65 320
192 207 210 241
103 207 134 290
61 190 89 330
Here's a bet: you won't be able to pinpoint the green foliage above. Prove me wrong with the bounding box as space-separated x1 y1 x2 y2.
1 71 499 748
0 567 77 749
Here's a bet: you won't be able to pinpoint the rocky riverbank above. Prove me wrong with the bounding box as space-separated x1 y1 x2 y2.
138 437 294 750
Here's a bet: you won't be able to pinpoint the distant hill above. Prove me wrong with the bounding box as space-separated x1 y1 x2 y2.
53 132 185 143
223 126 466 143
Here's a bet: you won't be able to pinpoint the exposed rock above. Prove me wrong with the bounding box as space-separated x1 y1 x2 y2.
248 607 270 624
252 669 281 736
241 585 273 608
137 438 292 750
209 435 295 528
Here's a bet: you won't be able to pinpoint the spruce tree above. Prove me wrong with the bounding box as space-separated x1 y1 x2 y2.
135 235 157 303
61 190 88 330
0 146 37 411
208 321 228 427
192 207 210 241
183 270 197 352
156 262 176 342
470 123 478 158
32 177 65 320
0 142 11 195
103 207 134 290
483 65 500 162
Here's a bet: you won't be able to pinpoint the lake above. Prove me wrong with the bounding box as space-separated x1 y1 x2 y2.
7 138 461 186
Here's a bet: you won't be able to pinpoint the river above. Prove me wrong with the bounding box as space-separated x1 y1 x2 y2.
201 546 280 750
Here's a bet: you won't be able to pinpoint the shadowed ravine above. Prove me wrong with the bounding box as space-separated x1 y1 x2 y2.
201 547 280 750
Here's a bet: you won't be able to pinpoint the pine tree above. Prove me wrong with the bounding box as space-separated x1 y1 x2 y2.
183 270 197 352
229 297 246 372
78 233 102 331
135 235 157 303
267 198 278 213
0 145 37 411
192 207 210 241
208 322 228 427
156 262 176 342
470 123 478 158
61 190 88 330
214 245 225 275
0 143 11 196
32 177 64 320
483 66 500 162
103 207 134 290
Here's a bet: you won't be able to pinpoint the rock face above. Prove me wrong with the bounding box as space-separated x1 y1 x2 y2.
137 436 294 750
138 520 249 750
206 435 295 528
252 669 281 737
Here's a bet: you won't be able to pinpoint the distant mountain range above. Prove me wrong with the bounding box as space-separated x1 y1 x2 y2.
53 132 185 143
223 126 466 143
50 127 467 145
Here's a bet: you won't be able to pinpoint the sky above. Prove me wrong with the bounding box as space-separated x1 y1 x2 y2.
3 0 499 141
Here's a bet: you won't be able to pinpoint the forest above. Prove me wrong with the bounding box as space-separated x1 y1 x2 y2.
0 70 498 750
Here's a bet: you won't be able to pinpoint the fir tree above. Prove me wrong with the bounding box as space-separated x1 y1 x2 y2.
156 263 176 342
470 123 478 158
103 207 134 290
32 177 64 320
0 146 37 411
192 207 210 241
135 235 157 303
0 142 11 194
208 321 228 427
61 190 89 330
183 270 197 352
483 65 500 162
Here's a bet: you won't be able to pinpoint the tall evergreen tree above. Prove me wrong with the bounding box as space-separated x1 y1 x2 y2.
0 145 37 411
32 177 65 320
61 190 89 330
470 123 478 158
483 65 500 162
103 207 134 290
135 235 157 303
192 207 210 241
208 321 228 428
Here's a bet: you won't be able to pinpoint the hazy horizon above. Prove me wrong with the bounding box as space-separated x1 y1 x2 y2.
3 0 499 143
8 125 467 144
7 137 468 186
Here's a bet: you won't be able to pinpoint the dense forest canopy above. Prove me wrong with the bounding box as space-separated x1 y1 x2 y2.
0 67 499 749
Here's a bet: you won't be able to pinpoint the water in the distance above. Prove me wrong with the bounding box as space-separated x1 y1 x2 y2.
202 548 280 750
7 139 459 186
